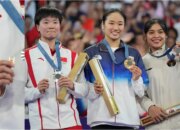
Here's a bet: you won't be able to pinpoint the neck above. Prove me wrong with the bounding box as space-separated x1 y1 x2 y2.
40 37 56 50
105 36 120 48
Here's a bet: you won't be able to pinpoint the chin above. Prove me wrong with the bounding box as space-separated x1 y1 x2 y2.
47 37 56 41
110 37 120 41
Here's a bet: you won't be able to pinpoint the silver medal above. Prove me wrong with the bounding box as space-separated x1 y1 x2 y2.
53 71 62 80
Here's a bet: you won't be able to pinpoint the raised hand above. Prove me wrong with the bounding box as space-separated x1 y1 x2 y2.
129 65 142 81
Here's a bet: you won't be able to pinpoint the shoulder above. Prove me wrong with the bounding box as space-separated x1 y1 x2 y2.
142 53 151 60
61 45 77 56
84 44 98 53
25 45 38 53
127 45 141 57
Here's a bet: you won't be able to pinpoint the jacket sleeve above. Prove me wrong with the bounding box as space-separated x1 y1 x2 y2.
131 77 145 97
68 71 99 100
24 54 44 103
25 86 44 103
137 92 155 112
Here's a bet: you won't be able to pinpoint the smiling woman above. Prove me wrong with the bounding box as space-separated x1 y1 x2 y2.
24 7 87 130
69 9 149 130
144 19 168 52
138 19 180 130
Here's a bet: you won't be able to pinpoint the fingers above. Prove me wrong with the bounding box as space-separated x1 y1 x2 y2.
58 76 74 90
148 105 167 123
160 108 168 118
38 79 49 94
176 41 180 47
153 110 167 123
0 60 14 68
0 73 13 84
94 82 104 94
129 65 142 80
0 60 14 86
0 79 12 86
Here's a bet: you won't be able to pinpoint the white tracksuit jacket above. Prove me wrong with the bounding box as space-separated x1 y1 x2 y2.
139 47 180 130
25 40 86 129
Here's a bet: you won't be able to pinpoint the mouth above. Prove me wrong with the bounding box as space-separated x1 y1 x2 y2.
151 38 161 43
111 32 120 36
47 30 56 33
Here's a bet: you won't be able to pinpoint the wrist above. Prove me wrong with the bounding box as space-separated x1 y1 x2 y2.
70 82 75 90
148 105 156 112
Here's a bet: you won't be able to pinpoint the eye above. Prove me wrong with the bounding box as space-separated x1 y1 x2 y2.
148 31 154 35
158 30 164 34
109 22 114 25
43 21 48 24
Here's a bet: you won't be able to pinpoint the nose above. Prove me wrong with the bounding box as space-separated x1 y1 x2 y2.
47 22 56 29
153 32 160 37
113 24 119 30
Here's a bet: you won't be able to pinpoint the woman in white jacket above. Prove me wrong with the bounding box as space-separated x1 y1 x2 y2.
139 19 180 129
25 7 86 130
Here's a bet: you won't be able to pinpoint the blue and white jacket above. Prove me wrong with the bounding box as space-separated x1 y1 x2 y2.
74 40 149 128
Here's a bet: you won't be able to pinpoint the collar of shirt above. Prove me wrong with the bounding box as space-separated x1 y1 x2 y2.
98 40 126 52
150 44 166 56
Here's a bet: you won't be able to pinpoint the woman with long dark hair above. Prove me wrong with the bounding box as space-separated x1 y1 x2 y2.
139 19 180 129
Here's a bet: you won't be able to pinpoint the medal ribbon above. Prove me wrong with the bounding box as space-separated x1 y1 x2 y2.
167 53 175 61
37 41 62 71
150 43 176 58
102 39 129 64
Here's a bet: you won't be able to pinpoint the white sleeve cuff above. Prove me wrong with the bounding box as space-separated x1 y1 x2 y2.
141 96 156 111
131 77 145 97
67 82 85 98
25 87 44 103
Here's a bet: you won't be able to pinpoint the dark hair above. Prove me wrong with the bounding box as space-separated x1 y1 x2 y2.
144 19 168 35
102 9 126 24
35 6 63 25
168 27 178 40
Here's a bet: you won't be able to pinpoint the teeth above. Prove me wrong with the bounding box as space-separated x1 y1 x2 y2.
152 40 160 43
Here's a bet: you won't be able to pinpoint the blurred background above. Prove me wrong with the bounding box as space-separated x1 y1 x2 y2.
25 0 180 57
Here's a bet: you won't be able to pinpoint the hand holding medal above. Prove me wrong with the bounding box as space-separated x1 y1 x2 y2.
124 56 135 70
129 65 142 81
124 56 142 80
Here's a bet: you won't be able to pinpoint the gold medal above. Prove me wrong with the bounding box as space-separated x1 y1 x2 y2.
124 56 135 69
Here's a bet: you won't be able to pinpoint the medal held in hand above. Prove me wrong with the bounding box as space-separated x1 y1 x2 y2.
124 56 135 69
53 70 62 81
